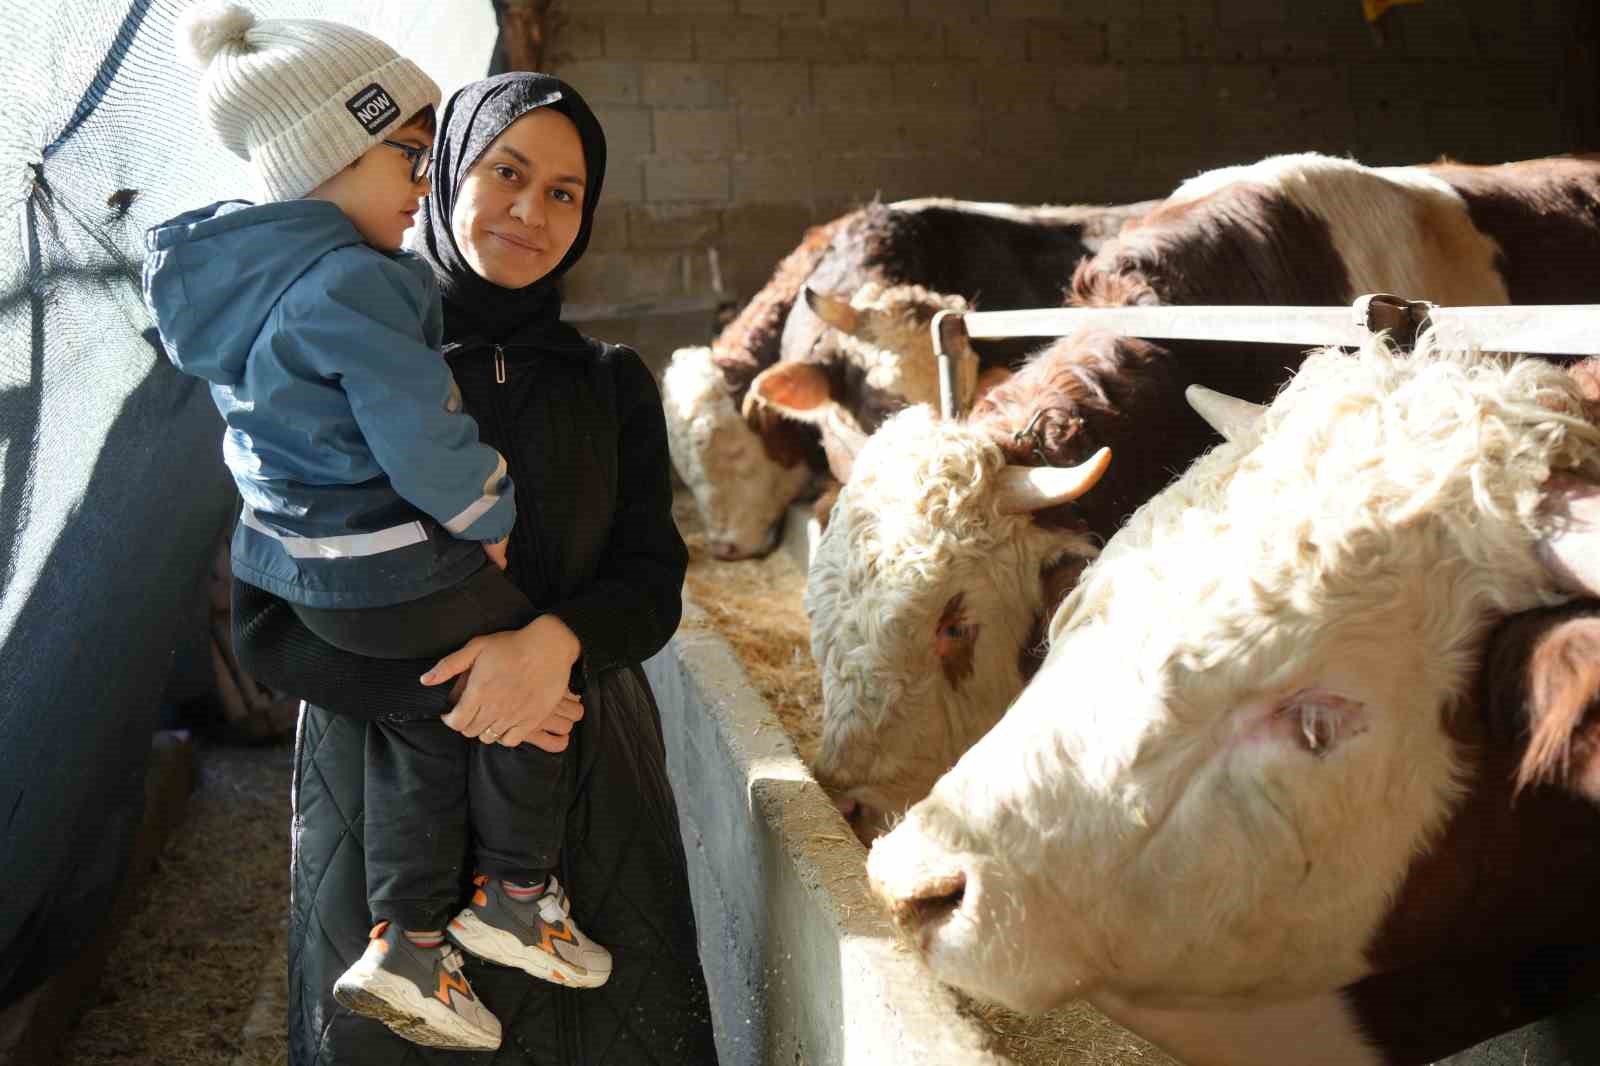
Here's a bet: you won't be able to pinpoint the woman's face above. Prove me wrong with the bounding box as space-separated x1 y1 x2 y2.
450 108 587 290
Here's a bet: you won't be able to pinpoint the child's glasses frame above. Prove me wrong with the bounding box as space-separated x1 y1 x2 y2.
382 140 432 184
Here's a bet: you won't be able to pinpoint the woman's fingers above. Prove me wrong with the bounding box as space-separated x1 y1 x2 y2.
421 638 484 686
525 728 570 753
443 697 485 736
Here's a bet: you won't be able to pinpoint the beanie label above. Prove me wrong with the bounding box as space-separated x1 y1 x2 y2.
346 83 400 135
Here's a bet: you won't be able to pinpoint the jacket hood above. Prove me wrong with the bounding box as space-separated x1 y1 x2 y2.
143 200 363 386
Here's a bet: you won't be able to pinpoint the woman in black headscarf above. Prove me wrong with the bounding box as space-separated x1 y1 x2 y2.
281 74 718 1065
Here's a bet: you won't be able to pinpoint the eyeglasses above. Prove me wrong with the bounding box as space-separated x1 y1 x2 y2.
381 139 433 184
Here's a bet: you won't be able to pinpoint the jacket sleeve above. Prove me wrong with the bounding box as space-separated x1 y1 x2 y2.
275 252 515 543
549 349 689 674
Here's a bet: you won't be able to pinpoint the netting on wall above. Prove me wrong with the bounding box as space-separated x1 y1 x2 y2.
0 0 496 1000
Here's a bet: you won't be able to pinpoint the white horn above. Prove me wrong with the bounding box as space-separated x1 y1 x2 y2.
995 448 1112 515
1186 385 1266 442
1537 474 1600 597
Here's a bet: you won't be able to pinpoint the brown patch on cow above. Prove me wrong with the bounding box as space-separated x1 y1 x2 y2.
813 482 841 530
713 213 855 403
744 404 818 469
1426 155 1600 305
968 330 1230 541
1018 555 1091 683
934 593 978 690
1351 601 1600 1060
1069 182 1354 308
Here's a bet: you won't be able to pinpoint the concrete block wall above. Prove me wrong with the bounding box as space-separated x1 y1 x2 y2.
548 0 1598 369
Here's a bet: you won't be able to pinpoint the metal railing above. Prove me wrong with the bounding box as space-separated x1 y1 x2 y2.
929 295 1600 419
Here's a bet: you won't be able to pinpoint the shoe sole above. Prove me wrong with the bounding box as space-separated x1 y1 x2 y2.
333 967 501 1050
449 910 612 989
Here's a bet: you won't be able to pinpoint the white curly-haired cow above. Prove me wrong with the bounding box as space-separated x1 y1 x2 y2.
808 151 1600 840
867 338 1600 1066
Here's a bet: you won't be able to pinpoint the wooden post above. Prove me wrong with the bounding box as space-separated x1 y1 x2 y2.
499 0 550 73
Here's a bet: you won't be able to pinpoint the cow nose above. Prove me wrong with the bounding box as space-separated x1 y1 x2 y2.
710 539 744 560
871 863 968 933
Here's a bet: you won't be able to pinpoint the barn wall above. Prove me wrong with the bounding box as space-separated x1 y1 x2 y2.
547 0 1598 368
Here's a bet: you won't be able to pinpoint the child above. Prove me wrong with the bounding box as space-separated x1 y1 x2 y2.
142 4 608 1052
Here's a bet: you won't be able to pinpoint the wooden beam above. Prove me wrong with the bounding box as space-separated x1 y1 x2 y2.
499 0 550 73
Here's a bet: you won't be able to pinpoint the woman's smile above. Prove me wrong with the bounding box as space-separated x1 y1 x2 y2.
491 229 547 254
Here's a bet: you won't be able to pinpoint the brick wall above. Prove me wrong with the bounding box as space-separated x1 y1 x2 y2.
547 0 1598 367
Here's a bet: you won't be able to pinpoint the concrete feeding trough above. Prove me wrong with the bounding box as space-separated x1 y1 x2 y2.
644 600 1014 1066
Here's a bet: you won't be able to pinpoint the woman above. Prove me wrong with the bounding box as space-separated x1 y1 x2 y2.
251 73 718 1065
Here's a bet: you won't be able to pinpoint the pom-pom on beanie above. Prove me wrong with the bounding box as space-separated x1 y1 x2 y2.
175 2 440 201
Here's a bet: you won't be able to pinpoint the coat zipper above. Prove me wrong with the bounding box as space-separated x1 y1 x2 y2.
494 344 507 385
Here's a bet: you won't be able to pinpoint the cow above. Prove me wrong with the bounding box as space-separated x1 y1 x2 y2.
663 214 848 560
806 151 1600 839
865 339 1600 1066
663 197 1151 559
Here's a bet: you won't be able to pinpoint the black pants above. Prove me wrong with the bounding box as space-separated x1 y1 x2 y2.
289 564 568 930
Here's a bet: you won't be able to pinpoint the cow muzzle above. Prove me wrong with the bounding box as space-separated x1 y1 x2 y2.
867 828 971 942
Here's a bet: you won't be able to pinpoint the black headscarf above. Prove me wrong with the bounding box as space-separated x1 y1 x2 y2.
416 72 606 350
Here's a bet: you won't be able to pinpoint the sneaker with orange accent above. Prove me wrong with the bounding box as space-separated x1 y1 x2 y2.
332 920 502 1050
447 875 612 989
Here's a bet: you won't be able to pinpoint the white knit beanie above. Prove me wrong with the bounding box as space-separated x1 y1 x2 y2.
175 2 441 202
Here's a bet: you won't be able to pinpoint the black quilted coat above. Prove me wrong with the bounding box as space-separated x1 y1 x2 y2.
287 336 717 1065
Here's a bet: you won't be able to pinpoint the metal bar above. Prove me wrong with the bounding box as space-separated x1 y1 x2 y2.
958 302 1600 356
1427 305 1600 356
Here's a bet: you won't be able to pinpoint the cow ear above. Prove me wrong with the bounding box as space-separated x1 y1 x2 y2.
1537 474 1600 598
742 361 836 425
1508 608 1600 802
1250 687 1369 759
804 286 862 336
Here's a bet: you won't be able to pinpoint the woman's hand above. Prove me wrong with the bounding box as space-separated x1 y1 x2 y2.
421 614 584 750
483 536 510 571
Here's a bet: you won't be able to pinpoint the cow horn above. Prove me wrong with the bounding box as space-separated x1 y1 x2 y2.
805 286 862 335
995 447 1112 515
1537 473 1600 596
1185 385 1266 442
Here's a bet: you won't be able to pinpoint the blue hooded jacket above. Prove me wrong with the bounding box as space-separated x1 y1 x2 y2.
143 199 515 608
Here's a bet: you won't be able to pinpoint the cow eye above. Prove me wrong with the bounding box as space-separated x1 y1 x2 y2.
939 621 976 643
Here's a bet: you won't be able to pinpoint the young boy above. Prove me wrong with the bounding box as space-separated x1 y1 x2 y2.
142 4 608 1051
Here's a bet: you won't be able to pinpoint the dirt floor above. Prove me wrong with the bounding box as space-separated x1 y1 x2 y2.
59 738 293 1066
674 492 1177 1066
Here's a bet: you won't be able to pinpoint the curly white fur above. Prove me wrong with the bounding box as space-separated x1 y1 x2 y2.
872 335 1600 1022
175 1 256 69
806 405 1096 814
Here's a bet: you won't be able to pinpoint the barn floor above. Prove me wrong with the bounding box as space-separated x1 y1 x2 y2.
59 737 293 1066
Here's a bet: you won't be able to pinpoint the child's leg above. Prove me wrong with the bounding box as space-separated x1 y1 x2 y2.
446 745 612 988
363 718 469 931
333 718 502 1050
287 562 536 661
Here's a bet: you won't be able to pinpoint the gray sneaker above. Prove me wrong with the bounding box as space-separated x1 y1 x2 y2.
448 874 613 989
333 921 502 1050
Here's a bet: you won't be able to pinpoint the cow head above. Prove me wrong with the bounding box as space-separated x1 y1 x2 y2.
806 403 1109 841
661 346 812 559
868 339 1600 1015
798 283 973 424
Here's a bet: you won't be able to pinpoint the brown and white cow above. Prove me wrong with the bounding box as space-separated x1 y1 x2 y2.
807 151 1600 838
865 339 1600 1066
663 214 848 560
664 198 1150 559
